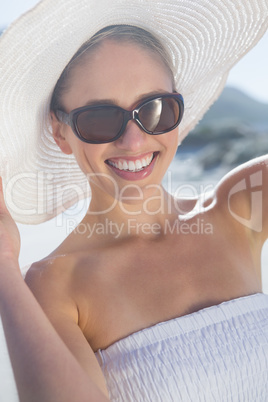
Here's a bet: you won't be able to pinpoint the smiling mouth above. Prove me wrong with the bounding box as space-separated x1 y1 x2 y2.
105 152 159 173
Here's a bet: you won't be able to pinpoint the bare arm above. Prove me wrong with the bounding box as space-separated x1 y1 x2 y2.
216 154 268 244
0 178 109 402
25 260 109 398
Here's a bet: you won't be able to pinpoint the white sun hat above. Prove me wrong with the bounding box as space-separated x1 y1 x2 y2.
0 0 267 224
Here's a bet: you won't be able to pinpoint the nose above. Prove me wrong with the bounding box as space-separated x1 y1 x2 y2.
115 119 147 152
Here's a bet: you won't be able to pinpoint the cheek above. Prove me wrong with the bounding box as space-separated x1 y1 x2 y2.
61 130 91 170
173 129 180 147
71 140 107 173
162 128 180 152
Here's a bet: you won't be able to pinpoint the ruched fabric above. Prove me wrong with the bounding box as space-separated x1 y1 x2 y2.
95 293 268 401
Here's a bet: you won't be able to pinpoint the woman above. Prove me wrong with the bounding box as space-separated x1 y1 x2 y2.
0 0 267 401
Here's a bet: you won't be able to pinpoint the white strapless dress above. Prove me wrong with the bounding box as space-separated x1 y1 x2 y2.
94 293 268 401
1 293 268 401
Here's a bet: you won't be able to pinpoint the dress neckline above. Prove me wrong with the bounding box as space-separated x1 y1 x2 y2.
95 292 268 359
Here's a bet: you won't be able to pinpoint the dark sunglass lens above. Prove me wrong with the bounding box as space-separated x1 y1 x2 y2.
139 97 180 133
76 107 124 143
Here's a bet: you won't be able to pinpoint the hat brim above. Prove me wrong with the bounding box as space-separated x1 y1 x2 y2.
0 0 267 223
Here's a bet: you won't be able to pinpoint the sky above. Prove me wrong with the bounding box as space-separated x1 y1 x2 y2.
0 0 268 283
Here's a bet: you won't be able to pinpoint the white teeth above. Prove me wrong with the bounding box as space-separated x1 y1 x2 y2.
108 153 155 172
128 161 136 171
141 158 147 167
135 160 142 170
146 155 152 165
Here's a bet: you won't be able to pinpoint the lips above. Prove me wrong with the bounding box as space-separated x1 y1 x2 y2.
105 152 159 181
106 153 154 172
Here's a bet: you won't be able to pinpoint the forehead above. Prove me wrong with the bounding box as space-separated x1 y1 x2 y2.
71 38 172 81
63 40 174 109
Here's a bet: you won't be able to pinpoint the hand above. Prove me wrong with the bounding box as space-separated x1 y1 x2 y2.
0 177 21 265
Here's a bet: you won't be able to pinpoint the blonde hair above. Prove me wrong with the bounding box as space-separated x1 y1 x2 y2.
50 25 175 112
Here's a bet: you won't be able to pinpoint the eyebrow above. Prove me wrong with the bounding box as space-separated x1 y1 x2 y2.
83 90 171 108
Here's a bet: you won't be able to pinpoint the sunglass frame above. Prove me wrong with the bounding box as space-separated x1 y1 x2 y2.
56 92 184 144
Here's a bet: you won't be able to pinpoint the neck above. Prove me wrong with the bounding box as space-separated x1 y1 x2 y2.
82 184 181 240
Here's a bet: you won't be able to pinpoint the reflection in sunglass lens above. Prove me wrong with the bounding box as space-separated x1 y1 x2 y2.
77 107 124 142
139 98 180 133
138 99 162 132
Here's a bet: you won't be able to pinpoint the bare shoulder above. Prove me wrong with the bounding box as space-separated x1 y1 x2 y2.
25 252 109 396
25 252 78 319
25 225 89 300
24 237 103 322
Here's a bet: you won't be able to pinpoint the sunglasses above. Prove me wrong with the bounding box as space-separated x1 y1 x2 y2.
56 93 184 144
